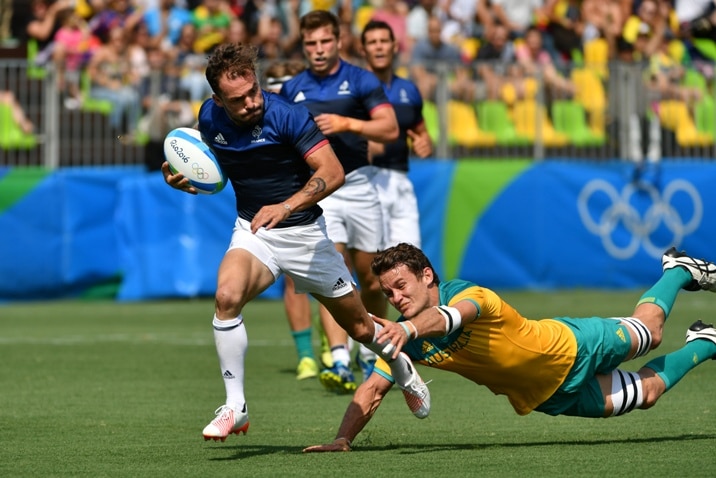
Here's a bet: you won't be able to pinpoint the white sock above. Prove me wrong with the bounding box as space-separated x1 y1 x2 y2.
362 322 412 386
358 344 378 362
212 314 247 410
331 344 351 367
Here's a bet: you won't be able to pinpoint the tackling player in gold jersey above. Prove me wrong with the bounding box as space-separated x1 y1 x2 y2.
304 243 716 452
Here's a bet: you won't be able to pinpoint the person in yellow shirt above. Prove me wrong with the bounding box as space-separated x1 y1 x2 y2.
304 242 716 452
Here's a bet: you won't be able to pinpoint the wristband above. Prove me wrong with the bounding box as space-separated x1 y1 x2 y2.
335 437 352 448
434 305 462 334
399 322 412 339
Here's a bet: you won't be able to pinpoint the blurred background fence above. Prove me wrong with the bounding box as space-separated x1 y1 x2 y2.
2 53 716 168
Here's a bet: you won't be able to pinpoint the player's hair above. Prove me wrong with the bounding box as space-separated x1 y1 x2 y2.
205 42 259 95
361 20 395 45
372 243 440 285
299 10 340 39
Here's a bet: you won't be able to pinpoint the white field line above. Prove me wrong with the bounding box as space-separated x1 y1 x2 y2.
0 334 294 347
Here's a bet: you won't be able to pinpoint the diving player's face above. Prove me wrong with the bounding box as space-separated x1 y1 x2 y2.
362 28 396 72
302 25 341 76
378 264 434 320
213 72 264 126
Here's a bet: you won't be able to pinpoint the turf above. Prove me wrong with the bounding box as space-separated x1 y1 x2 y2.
1 291 715 477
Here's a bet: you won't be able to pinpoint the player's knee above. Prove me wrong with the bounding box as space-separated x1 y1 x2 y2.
621 317 657 358
346 321 373 344
214 286 243 317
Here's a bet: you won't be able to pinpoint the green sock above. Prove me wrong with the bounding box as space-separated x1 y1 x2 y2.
291 327 314 360
643 341 716 391
636 268 691 319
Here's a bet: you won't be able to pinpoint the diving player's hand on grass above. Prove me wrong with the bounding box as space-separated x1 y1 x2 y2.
303 438 352 453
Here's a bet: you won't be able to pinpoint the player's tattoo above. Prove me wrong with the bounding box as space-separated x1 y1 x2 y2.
303 177 327 197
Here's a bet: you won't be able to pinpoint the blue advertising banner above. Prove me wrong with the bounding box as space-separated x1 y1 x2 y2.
0 160 715 301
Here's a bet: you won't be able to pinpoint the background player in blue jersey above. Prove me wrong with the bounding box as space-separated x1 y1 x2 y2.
160 42 430 442
280 10 400 393
348 20 435 380
304 243 716 452
362 20 432 249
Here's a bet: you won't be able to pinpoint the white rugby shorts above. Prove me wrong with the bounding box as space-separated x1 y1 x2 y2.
319 165 384 252
372 167 421 248
227 216 355 298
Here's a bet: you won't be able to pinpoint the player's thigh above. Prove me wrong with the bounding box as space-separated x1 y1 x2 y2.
344 195 383 252
318 194 348 245
216 248 275 312
313 288 372 341
276 217 355 298
386 187 421 247
350 249 380 289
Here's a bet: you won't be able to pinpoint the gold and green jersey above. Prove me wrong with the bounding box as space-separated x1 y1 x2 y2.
376 279 578 415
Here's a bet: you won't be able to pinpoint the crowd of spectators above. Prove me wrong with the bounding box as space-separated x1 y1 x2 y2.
4 0 716 138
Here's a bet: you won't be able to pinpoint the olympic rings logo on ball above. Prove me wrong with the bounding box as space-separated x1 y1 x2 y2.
192 162 209 180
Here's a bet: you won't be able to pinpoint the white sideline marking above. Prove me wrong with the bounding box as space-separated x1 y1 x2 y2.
0 335 294 347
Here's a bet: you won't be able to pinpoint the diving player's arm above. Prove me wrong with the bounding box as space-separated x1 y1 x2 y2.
373 298 479 359
303 373 393 453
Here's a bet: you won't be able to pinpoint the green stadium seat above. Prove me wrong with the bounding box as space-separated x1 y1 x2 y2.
422 100 441 144
26 38 47 80
0 103 37 150
80 70 114 115
683 68 708 94
477 100 531 146
551 100 605 146
694 95 715 140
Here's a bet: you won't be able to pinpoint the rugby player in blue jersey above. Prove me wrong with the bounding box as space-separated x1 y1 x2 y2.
160 42 430 442
280 10 400 393
362 20 432 250
304 243 716 452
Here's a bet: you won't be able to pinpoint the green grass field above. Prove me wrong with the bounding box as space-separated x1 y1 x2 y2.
1 290 715 477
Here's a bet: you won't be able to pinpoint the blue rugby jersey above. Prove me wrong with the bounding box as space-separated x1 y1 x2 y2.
371 74 424 172
198 91 329 227
279 60 392 175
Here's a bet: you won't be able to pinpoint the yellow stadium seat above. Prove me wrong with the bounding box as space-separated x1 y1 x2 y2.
511 100 569 147
583 38 609 79
571 67 606 134
447 100 497 147
658 100 713 147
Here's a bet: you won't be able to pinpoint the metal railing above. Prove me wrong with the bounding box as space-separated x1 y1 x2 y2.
1 58 715 168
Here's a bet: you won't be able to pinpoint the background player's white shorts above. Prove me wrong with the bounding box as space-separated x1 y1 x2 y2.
372 167 421 248
319 165 384 252
227 216 355 298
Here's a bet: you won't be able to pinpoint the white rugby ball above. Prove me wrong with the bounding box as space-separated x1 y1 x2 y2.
164 127 226 195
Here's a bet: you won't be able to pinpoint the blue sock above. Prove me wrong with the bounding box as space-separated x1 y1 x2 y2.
643 340 716 391
636 268 691 319
291 327 314 360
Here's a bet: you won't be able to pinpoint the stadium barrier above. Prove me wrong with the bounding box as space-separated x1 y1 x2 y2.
1 58 716 167
1 159 715 301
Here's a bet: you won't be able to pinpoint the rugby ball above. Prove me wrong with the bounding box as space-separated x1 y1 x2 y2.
164 127 226 194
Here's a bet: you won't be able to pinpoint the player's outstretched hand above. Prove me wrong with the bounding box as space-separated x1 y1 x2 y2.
303 438 352 453
161 161 197 195
371 314 407 360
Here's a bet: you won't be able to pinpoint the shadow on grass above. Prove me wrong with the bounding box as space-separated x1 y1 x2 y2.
208 433 716 459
